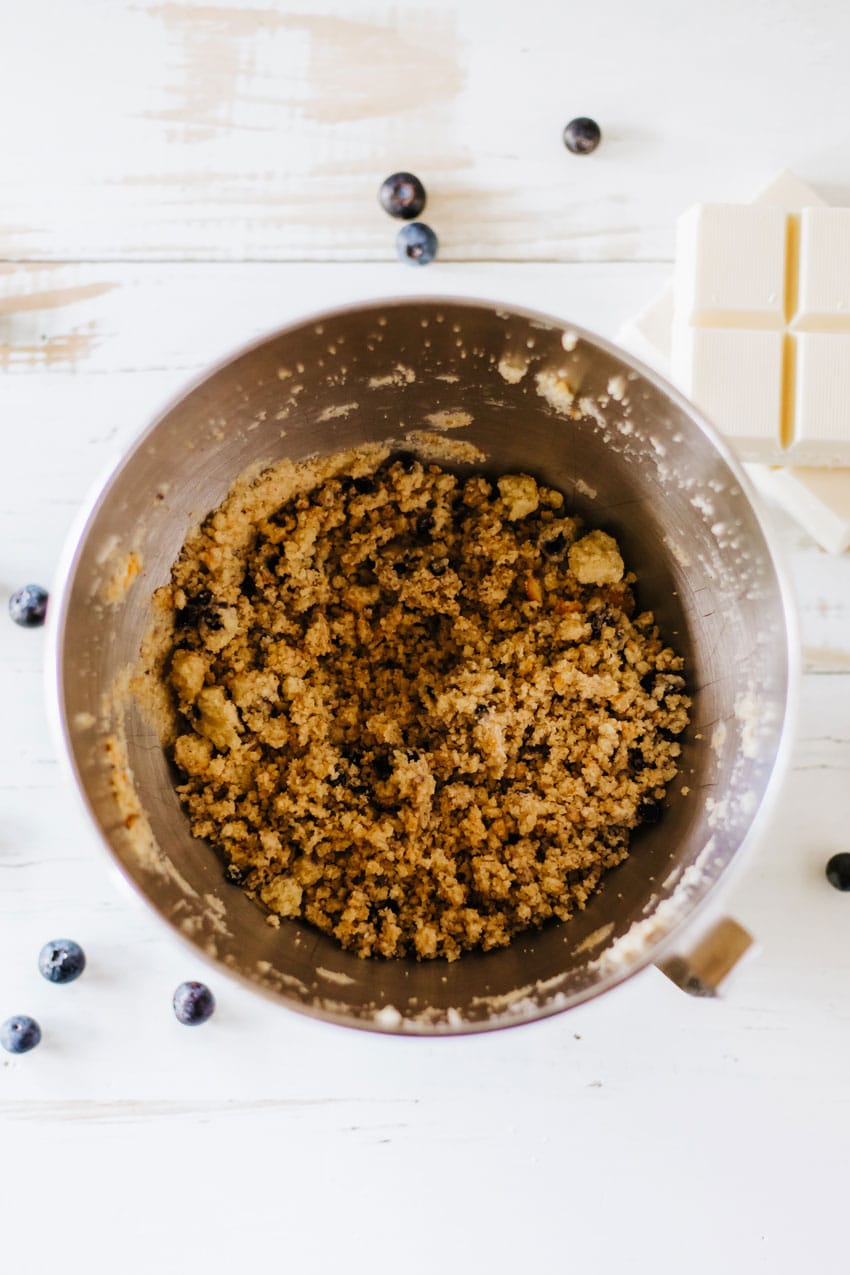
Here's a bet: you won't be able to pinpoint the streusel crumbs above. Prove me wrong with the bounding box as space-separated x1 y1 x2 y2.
151 453 690 960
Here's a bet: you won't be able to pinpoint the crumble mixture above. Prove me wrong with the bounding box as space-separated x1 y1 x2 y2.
145 451 690 961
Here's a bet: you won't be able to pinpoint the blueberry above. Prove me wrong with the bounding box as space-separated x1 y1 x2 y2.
825 853 850 891
563 117 602 155
1 1015 41 1055
173 981 215 1026
9 584 48 628
224 861 248 886
379 172 426 220
627 747 646 772
540 531 567 559
638 799 663 825
590 608 613 638
173 588 215 630
396 222 438 266
372 750 393 781
38 938 86 984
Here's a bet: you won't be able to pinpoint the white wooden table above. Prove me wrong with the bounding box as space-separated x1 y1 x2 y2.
2 3 850 1272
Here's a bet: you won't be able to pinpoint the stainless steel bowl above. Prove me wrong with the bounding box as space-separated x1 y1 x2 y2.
48 297 795 1034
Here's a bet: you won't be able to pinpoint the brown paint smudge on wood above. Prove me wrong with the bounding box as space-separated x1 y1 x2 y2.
0 282 115 316
143 5 463 138
286 14 463 125
0 327 99 370
142 5 268 139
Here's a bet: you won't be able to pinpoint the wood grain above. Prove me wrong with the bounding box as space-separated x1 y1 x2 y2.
4 0 850 263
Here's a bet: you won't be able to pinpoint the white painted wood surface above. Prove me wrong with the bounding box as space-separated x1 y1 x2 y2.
1 4 850 1274
4 0 850 262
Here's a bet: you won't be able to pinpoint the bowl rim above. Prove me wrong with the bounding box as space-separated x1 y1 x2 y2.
43 293 800 1036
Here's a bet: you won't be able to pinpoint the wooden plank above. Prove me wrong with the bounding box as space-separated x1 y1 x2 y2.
3 0 850 263
0 259 671 375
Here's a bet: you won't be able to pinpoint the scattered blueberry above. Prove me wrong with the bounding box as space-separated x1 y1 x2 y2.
379 172 427 220
396 222 438 266
563 117 602 155
38 939 86 984
173 981 216 1026
825 852 850 891
8 584 48 628
1 1015 41 1055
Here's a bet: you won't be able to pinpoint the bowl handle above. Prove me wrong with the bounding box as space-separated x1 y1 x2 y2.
655 917 755 997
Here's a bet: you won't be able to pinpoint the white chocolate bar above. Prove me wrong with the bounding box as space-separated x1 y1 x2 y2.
750 465 850 555
792 332 850 463
793 207 850 332
617 172 850 552
619 171 827 375
672 326 785 458
674 203 787 329
671 198 850 466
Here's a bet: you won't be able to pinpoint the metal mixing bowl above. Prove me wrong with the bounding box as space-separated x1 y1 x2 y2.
47 297 795 1034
